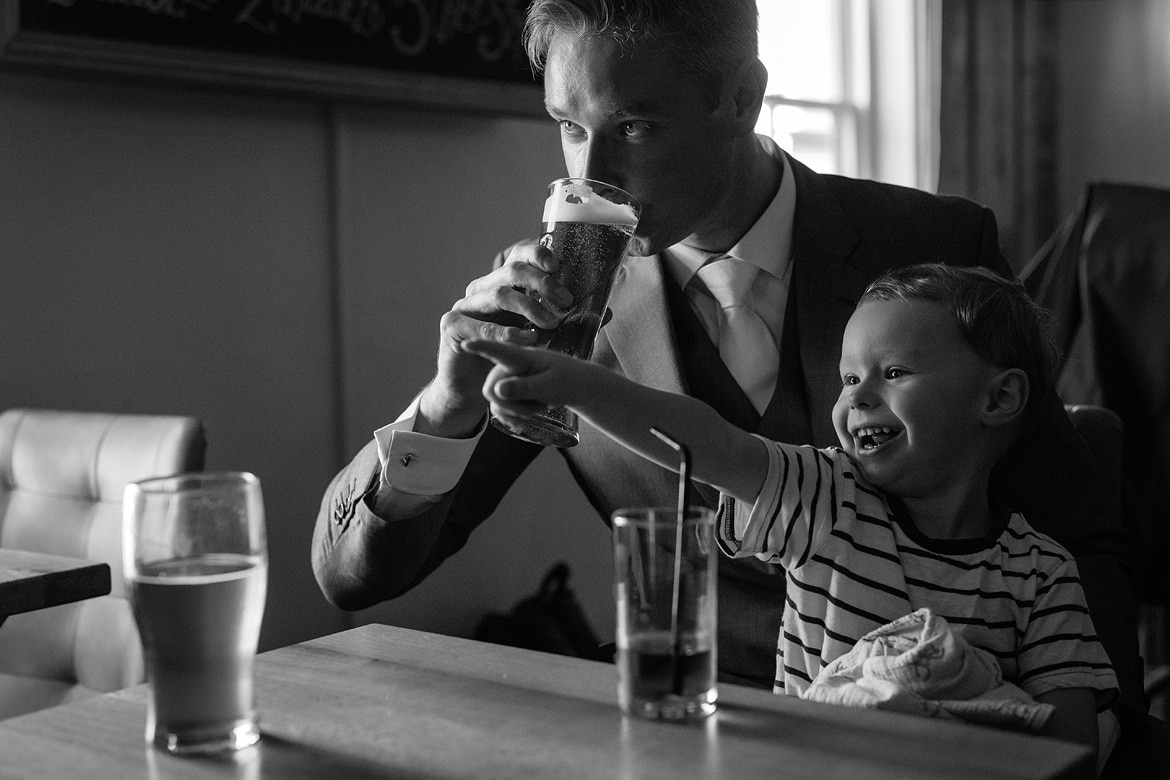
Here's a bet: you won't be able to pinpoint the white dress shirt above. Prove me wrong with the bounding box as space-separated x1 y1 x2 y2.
661 143 795 350
373 136 797 512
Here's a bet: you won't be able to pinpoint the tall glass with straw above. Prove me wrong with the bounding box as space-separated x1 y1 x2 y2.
611 429 718 720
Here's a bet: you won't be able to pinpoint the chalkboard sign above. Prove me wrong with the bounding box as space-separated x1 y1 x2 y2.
0 0 545 116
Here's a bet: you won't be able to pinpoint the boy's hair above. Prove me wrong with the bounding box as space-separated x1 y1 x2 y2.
861 263 1059 421
523 0 758 97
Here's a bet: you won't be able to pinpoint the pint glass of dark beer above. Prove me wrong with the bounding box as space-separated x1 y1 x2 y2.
490 178 640 447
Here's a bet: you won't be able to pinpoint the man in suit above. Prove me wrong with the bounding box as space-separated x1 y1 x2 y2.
313 0 1142 714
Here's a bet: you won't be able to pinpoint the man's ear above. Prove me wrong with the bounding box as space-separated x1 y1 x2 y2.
981 368 1029 427
730 59 768 134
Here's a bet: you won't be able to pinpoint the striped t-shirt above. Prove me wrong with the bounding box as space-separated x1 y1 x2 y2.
716 438 1118 708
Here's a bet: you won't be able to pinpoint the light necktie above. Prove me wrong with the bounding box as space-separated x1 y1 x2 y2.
696 257 779 415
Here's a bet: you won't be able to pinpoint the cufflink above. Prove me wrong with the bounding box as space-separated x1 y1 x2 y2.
401 454 415 467
333 480 359 525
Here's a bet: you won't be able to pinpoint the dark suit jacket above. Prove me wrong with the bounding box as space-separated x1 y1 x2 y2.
314 153 1142 707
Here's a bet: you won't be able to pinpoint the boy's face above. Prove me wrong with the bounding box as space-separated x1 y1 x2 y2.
832 299 999 499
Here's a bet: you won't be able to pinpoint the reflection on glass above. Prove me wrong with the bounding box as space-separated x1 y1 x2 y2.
147 743 261 780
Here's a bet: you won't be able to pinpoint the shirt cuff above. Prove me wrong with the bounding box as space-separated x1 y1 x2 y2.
373 395 487 496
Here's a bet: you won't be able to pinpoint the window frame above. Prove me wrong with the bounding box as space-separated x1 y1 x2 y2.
756 0 930 190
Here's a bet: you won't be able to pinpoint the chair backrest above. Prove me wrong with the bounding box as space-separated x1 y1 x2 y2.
1022 182 1170 607
1061 404 1152 711
0 408 206 718
1064 404 1124 517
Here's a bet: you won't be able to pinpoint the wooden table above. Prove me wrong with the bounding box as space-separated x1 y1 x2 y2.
0 547 111 625
0 624 1092 779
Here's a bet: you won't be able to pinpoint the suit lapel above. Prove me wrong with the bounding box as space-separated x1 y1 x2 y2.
595 253 687 395
786 153 873 445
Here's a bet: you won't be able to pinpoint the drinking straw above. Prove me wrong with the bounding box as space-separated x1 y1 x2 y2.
650 426 691 697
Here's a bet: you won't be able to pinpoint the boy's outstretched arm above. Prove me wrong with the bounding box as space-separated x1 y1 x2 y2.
463 340 769 504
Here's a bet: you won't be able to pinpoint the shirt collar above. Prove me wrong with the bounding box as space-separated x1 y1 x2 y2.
663 135 796 289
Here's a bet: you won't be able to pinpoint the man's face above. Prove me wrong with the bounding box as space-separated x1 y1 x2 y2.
831 299 999 500
543 33 740 256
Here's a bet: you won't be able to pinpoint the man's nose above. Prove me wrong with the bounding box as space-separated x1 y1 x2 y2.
577 136 616 184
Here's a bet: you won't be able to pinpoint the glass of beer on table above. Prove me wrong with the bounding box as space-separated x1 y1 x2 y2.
489 177 640 448
124 471 267 755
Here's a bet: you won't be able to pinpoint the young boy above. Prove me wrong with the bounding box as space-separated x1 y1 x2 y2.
464 264 1117 766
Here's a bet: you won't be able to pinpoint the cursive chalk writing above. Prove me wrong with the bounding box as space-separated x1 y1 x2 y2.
47 0 215 20
434 0 526 63
235 0 389 38
40 0 529 72
233 0 525 62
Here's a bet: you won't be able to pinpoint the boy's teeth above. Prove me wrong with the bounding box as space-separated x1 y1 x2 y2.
857 426 898 447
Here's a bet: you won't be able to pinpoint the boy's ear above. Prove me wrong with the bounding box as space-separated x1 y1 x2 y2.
981 368 1029 427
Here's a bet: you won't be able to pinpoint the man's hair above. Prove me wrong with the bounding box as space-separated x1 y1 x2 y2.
524 0 758 91
861 263 1059 421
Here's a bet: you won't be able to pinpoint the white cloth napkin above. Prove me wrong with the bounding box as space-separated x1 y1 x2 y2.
802 608 1056 733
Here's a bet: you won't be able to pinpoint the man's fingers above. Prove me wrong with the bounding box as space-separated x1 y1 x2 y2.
441 312 537 352
503 239 557 273
457 277 565 330
460 250 572 329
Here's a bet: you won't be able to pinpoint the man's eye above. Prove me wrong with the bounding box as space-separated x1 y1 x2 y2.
620 121 651 139
841 374 858 386
885 367 906 379
559 120 584 137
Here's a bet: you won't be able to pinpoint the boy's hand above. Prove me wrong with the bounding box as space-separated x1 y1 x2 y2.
415 240 569 439
461 340 582 425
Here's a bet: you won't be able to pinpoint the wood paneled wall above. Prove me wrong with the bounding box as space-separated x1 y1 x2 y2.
0 71 614 652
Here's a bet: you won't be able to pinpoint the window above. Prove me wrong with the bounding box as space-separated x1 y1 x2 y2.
756 0 933 191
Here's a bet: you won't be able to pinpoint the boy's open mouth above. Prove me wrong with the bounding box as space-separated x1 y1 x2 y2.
854 425 903 451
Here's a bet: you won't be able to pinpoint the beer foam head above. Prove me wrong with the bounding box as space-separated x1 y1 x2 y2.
543 179 639 227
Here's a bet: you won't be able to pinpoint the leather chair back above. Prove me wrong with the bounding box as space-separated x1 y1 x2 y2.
1064 404 1123 517
0 408 206 719
1022 182 1170 607
1063 404 1170 773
